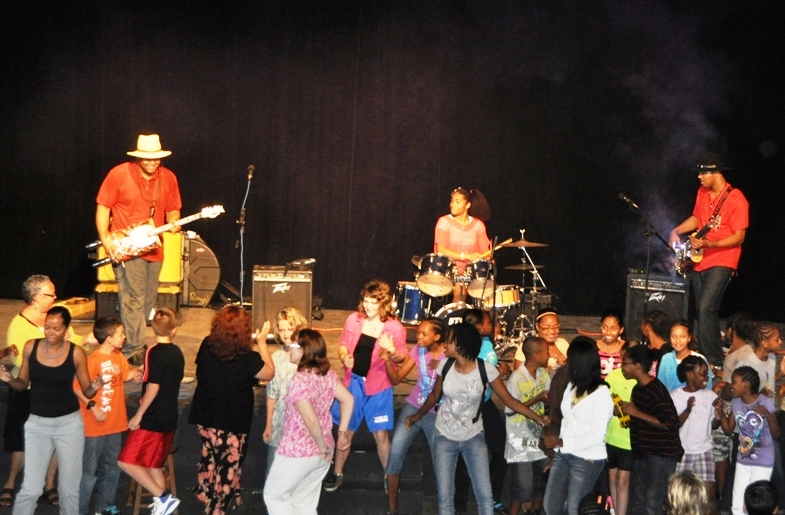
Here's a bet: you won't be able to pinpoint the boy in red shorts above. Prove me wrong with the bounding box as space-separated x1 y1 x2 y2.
117 308 184 515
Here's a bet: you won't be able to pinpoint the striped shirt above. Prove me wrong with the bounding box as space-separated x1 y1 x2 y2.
434 215 491 274
629 378 684 459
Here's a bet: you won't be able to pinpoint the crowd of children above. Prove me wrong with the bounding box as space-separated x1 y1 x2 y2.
2 298 783 515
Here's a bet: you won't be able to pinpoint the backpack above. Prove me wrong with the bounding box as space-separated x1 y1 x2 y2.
440 358 488 423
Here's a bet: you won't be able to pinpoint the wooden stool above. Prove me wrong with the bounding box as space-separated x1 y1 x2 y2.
126 444 178 515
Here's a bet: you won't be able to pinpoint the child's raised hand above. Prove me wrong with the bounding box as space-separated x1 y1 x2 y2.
378 333 395 353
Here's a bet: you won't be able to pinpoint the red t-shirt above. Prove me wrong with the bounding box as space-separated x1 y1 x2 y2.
691 184 748 271
96 162 182 261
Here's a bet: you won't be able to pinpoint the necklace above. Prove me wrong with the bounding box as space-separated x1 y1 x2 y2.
43 339 67 359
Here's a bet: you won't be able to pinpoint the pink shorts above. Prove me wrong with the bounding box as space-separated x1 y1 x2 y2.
118 429 174 469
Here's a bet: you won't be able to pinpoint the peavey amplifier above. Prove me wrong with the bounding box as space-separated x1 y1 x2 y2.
252 266 312 331
625 273 689 342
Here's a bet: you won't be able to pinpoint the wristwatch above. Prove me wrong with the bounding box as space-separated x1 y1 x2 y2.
86 400 96 410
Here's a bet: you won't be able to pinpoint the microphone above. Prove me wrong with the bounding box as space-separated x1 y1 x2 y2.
289 258 316 267
92 257 114 268
247 164 255 180
618 193 640 210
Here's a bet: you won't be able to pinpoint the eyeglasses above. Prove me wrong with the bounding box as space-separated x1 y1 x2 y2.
538 325 560 332
39 293 56 299
697 171 719 176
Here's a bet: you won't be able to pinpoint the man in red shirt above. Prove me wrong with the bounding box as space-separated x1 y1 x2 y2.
96 135 182 365
669 153 749 367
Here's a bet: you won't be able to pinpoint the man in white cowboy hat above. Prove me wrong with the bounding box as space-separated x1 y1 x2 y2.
668 152 748 369
96 134 182 366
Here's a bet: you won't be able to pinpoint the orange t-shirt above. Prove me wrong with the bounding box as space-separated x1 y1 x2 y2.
76 349 131 437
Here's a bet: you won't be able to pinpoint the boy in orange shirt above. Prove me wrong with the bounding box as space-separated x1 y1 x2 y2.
75 316 140 515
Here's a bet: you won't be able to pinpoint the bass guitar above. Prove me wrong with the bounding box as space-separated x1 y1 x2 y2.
673 216 720 278
87 205 224 267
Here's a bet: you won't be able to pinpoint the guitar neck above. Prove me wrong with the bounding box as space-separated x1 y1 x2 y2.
147 213 203 237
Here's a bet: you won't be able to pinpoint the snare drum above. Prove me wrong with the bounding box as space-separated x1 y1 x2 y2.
465 259 496 299
394 281 424 325
417 253 456 297
434 302 473 326
490 285 520 308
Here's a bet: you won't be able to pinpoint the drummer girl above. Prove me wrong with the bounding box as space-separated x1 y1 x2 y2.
434 187 492 302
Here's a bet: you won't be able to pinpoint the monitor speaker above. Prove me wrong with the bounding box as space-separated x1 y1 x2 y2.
625 273 689 342
252 266 312 330
182 236 220 307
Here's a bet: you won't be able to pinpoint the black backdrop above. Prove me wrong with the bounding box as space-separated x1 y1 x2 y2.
2 1 783 320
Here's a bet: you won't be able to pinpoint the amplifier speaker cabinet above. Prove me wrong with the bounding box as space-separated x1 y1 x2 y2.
625 273 689 342
252 266 312 330
182 236 221 307
95 283 181 320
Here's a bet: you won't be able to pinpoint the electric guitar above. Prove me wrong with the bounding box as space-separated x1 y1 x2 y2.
673 216 720 278
87 205 224 267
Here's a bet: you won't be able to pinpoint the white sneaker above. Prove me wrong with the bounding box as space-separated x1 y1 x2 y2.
150 494 180 515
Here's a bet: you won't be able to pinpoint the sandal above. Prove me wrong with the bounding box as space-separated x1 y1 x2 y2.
38 487 59 506
0 487 14 507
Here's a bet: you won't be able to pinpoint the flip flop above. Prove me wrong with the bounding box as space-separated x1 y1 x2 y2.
0 487 14 507
38 487 59 506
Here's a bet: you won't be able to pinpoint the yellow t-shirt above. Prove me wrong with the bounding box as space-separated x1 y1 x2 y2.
5 313 85 376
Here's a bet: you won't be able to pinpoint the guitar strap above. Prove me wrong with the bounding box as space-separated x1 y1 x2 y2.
128 162 160 219
701 185 734 232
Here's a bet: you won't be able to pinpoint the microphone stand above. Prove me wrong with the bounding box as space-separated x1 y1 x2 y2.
618 194 671 319
234 165 255 308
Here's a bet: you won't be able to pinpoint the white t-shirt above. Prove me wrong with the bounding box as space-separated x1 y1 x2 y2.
670 387 718 454
435 358 500 442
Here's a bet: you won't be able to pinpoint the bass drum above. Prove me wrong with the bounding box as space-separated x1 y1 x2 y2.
417 253 456 297
394 281 424 325
435 302 474 327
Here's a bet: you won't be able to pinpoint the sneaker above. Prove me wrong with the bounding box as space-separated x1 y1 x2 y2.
99 506 121 515
493 501 510 515
323 472 343 492
151 494 180 515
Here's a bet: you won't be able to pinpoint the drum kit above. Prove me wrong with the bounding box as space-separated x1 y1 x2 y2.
394 230 554 349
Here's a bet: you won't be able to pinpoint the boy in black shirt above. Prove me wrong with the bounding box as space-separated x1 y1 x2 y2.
621 345 683 515
117 308 184 515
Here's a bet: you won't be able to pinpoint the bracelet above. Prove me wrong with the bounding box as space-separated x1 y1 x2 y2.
460 252 465 260
86 400 96 410
338 430 347 436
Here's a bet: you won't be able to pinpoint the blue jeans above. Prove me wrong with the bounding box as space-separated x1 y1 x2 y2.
386 403 438 475
629 454 678 515
114 257 162 357
433 431 494 515
14 412 85 515
691 266 733 366
543 451 606 515
80 432 123 515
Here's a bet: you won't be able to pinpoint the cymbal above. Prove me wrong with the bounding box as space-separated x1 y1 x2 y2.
505 263 545 271
500 238 548 248
411 255 423 267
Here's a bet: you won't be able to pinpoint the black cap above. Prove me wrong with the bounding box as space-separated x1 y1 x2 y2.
696 152 732 172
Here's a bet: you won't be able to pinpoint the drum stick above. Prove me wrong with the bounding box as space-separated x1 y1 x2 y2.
480 238 512 258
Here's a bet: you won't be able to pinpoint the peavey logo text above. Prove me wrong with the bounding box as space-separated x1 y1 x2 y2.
272 282 291 293
648 292 666 303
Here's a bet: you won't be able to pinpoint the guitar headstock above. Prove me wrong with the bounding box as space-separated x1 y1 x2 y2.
200 205 225 219
708 215 721 230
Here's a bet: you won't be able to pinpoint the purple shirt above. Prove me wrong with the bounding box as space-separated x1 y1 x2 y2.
405 346 446 411
732 395 776 467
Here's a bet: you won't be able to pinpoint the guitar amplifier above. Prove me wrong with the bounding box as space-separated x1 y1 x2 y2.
625 273 689 342
95 283 181 320
252 266 312 330
182 235 221 307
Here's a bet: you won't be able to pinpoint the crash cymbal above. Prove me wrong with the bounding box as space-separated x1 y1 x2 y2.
500 239 549 248
504 263 545 271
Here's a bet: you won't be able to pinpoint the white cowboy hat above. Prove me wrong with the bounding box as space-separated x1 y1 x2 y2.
127 134 172 159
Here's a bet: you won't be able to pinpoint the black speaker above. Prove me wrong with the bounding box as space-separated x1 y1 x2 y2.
625 274 690 342
182 236 220 307
252 266 312 330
